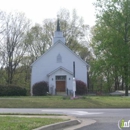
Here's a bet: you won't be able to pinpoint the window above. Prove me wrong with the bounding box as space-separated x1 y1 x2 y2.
57 54 62 63
56 76 66 81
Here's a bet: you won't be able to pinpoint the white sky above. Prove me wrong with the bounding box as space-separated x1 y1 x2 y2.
0 0 96 26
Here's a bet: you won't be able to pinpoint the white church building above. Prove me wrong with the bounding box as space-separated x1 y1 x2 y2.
31 18 88 95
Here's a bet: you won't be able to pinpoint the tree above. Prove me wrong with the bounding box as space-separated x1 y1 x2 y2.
91 0 130 95
0 12 30 85
58 9 90 54
25 21 54 62
0 11 6 66
0 11 6 34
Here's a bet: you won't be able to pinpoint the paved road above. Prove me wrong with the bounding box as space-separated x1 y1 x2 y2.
0 108 130 130
77 109 130 130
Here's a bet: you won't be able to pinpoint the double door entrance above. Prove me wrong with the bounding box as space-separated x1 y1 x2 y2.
56 76 66 92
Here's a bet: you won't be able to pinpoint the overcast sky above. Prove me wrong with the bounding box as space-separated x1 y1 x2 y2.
0 0 96 26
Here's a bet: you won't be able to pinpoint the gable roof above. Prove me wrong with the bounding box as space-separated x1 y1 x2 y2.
31 40 88 67
47 66 73 76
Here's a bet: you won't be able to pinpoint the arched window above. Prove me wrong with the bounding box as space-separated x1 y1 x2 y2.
57 54 62 63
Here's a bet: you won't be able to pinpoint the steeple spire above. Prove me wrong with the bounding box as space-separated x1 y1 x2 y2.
56 15 60 31
52 15 65 45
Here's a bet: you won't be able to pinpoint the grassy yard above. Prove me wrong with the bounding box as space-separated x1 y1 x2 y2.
0 96 130 108
0 116 65 130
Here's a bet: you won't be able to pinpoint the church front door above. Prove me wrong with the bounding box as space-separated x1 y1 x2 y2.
56 76 66 92
56 81 65 92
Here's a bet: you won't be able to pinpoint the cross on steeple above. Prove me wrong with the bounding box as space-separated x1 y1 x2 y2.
56 15 60 31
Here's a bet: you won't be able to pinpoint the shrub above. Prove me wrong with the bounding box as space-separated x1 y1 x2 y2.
76 80 87 95
33 81 49 96
0 85 27 96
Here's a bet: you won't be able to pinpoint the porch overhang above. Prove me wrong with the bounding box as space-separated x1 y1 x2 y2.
47 66 73 77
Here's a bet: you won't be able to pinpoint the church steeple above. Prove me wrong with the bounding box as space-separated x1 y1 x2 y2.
56 16 60 31
52 16 65 45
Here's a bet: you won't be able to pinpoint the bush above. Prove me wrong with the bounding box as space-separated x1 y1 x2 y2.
76 80 87 95
33 81 49 96
0 85 27 96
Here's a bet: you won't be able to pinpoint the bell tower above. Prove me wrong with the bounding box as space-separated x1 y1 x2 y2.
52 16 65 44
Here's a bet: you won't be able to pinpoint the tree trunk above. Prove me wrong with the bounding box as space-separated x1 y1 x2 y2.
124 66 128 96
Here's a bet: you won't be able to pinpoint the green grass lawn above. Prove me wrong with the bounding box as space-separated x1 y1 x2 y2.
0 96 130 108
0 116 65 130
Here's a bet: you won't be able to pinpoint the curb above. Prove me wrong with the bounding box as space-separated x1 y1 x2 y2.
63 118 96 130
33 119 80 130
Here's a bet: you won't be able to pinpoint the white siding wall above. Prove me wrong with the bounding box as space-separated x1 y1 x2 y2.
31 43 87 95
